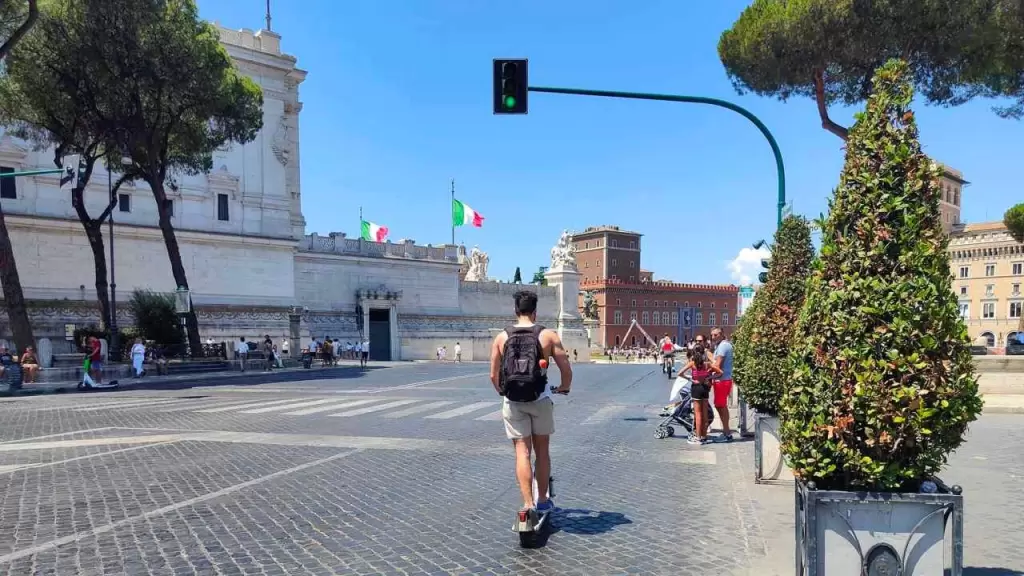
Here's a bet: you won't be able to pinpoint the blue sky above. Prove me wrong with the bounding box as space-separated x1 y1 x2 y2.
198 0 1018 285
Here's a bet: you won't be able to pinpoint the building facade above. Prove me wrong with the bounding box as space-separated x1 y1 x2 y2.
948 221 1023 351
572 225 739 348
938 165 967 234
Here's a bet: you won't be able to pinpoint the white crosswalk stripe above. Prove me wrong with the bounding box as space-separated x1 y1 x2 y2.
328 399 418 418
424 401 495 420
381 401 454 418
282 399 377 415
157 399 258 413
240 398 343 414
196 398 305 413
71 398 193 412
474 409 504 421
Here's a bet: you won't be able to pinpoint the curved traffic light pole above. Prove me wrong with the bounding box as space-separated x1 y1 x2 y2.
527 86 786 228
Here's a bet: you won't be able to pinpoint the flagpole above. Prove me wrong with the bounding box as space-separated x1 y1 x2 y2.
450 179 455 246
359 206 362 239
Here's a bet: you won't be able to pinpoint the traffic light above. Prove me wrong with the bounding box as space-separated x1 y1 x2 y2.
59 154 83 192
493 58 528 114
758 257 771 284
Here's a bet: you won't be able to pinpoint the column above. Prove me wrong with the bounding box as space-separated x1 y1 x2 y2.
362 302 371 341
389 303 400 361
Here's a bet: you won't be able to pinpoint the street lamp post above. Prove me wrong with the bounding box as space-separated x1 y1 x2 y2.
107 157 132 363
174 286 191 359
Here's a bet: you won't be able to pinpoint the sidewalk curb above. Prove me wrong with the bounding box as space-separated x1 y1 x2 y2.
0 363 385 398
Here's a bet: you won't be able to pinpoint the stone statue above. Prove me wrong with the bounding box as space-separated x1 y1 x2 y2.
580 290 599 320
464 246 490 281
271 115 292 166
550 229 577 271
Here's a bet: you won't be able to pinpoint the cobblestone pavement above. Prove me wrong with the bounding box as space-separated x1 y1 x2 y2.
0 362 1019 575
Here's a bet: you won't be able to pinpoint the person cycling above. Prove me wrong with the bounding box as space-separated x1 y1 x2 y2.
659 334 675 372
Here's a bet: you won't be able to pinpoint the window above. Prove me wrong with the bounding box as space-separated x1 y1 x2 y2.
585 242 589 249
163 199 174 217
615 298 621 306
629 261 635 268
697 302 702 308
709 312 717 326
217 194 230 221
985 264 996 277
672 301 677 307
671 312 678 324
614 310 623 325
629 311 637 323
959 266 969 279
644 300 649 307
611 258 617 267
663 301 668 307
118 194 131 213
959 286 968 296
653 301 659 308
1014 284 1021 297
642 311 649 325
629 276 635 282
711 303 716 308
652 313 660 325
1010 301 1022 319
1014 263 1023 275
958 303 969 319
611 239 618 247
981 332 995 347
696 312 703 326
983 302 995 319
684 301 689 307
661 311 670 325
631 299 636 307
0 167 15 199
723 313 729 325
629 240 636 249
985 284 995 298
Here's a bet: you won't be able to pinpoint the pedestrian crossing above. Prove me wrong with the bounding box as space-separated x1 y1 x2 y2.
32 394 516 424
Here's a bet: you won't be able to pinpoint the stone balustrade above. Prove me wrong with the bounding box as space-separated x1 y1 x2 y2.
300 233 460 262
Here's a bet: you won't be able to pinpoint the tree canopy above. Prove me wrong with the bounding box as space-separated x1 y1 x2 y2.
718 0 1009 139
1006 204 1024 244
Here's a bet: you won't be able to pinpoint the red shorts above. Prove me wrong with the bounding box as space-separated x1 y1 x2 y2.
712 379 733 408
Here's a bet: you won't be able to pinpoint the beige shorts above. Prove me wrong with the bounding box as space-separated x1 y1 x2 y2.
502 397 555 440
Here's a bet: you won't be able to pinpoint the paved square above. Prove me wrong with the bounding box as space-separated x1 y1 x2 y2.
0 363 1019 575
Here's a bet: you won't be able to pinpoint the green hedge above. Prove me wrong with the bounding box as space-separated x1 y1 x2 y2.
779 60 983 491
733 215 814 415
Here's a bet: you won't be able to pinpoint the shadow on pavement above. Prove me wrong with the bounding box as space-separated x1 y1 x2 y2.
963 568 1024 576
59 365 384 394
551 508 633 536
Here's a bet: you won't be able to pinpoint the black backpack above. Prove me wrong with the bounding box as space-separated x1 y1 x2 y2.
500 325 548 402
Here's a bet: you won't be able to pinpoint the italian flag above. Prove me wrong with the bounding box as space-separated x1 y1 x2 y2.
360 220 389 242
452 198 484 228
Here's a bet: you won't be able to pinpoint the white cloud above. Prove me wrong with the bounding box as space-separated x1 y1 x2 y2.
727 246 772 285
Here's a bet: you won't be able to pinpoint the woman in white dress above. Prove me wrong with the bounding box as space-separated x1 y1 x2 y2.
130 338 147 377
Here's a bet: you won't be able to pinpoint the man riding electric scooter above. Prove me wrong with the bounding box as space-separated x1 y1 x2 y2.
490 289 572 546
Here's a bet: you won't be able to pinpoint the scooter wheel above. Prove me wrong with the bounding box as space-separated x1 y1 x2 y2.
666 426 675 437
654 428 667 439
519 531 539 549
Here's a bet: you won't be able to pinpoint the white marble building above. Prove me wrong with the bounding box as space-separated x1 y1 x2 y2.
0 24 586 362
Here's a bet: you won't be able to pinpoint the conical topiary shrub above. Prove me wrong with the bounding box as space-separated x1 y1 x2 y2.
779 59 982 492
733 215 814 416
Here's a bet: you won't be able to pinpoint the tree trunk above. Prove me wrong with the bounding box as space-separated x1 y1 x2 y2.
813 68 850 141
83 221 112 330
0 205 34 353
150 180 202 356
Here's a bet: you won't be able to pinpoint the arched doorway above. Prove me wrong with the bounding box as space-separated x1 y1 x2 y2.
631 335 637 347
1008 331 1021 346
981 331 996 347
614 335 621 347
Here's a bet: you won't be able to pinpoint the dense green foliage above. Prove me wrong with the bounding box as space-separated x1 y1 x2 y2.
1005 204 1024 244
718 0 1014 138
779 60 983 491
733 216 814 415
513 267 523 283
128 290 185 350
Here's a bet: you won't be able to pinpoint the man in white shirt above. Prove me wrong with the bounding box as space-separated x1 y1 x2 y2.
361 339 370 368
454 342 462 363
235 337 249 372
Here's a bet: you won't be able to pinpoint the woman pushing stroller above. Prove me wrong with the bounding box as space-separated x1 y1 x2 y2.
676 343 721 445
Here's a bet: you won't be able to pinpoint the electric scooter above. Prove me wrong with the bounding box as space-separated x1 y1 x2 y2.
513 385 568 548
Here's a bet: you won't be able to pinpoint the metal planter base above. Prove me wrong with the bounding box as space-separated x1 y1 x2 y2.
754 414 793 485
795 479 964 576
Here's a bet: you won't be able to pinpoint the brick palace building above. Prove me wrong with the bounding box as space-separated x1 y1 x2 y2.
572 225 739 348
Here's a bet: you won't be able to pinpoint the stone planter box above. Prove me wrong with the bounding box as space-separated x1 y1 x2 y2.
795 479 964 576
754 414 793 484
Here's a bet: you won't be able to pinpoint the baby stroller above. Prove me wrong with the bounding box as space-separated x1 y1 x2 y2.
654 378 714 439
